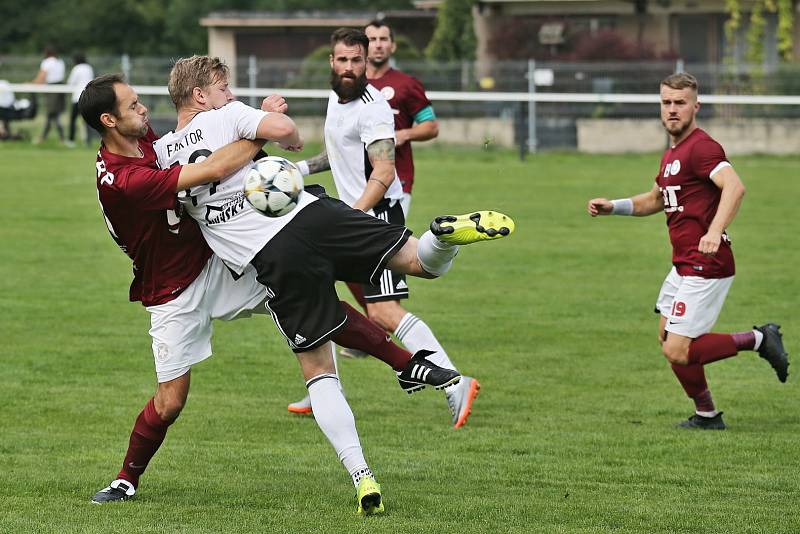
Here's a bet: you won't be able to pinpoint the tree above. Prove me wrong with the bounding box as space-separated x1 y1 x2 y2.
425 0 476 61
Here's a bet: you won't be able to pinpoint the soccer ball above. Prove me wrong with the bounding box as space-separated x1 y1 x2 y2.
243 156 304 217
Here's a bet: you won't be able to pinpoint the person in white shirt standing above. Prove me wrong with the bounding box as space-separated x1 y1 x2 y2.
31 45 66 144
291 28 487 428
66 53 95 146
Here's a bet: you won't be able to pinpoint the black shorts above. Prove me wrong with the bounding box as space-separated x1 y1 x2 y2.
363 199 409 303
250 187 411 353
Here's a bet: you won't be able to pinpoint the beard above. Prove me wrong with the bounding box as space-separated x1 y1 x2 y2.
118 117 149 138
369 55 389 68
662 117 691 138
331 70 368 102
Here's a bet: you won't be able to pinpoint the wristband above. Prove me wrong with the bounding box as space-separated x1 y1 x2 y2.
295 160 310 177
610 198 634 216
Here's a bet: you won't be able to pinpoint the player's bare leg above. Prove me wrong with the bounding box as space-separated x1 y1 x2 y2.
295 342 383 515
92 372 191 503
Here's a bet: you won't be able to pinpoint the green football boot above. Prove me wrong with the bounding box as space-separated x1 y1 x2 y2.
355 477 384 516
431 211 515 245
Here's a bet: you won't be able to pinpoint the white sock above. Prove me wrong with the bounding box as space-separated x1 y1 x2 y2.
306 374 369 487
331 344 344 393
753 329 764 351
394 313 457 373
696 410 719 418
417 230 459 277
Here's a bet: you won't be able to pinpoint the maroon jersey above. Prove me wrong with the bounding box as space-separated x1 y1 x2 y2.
655 128 735 278
368 68 432 193
96 128 212 306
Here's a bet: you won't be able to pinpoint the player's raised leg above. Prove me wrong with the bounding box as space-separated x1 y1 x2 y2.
387 211 514 279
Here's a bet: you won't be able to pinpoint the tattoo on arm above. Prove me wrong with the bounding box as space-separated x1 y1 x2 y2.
306 151 330 174
367 139 395 163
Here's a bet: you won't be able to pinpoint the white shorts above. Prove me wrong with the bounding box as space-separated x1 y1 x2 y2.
146 255 269 382
655 266 734 339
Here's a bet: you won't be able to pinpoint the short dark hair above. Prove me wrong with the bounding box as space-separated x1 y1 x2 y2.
78 73 125 134
661 72 699 93
365 19 394 41
73 53 86 65
330 27 369 55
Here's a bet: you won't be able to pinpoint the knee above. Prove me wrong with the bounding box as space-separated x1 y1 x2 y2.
662 344 689 366
154 393 187 422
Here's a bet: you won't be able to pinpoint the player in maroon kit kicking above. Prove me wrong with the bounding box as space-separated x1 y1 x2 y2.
80 75 458 504
587 72 789 430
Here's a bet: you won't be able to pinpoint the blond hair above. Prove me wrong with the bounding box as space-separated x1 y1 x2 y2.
661 72 699 93
168 55 229 109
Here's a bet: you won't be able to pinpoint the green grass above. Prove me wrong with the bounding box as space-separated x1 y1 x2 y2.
0 140 798 533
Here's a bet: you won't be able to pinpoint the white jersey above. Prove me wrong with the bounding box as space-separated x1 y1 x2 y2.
40 56 65 83
154 101 317 274
324 84 403 208
66 63 94 103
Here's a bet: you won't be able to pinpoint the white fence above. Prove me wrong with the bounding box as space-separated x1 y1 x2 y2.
8 80 800 154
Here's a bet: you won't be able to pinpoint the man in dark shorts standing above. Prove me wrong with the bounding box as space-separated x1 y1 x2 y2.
587 72 789 430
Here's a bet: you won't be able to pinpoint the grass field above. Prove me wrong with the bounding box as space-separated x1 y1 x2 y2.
1 139 798 533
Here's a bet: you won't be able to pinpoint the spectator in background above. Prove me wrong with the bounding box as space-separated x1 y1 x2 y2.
65 53 94 147
31 45 66 144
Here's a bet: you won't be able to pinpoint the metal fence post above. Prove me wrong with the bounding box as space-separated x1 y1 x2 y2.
248 55 258 108
527 59 538 153
121 54 131 83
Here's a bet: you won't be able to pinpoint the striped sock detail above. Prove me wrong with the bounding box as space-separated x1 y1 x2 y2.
395 313 420 341
305 373 339 389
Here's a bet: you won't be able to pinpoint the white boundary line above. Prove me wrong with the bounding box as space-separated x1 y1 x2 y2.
10 83 800 105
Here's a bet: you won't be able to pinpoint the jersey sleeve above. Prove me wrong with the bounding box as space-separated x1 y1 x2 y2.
115 164 182 211
359 100 396 147
405 76 433 118
691 138 729 179
222 101 268 141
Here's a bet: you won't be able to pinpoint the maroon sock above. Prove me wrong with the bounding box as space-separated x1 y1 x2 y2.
332 301 412 371
671 362 709 397
692 388 716 413
671 363 715 412
731 330 756 351
687 333 738 365
346 282 368 312
116 397 172 488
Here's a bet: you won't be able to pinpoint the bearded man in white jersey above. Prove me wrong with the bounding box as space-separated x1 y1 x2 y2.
155 55 514 514
290 28 489 428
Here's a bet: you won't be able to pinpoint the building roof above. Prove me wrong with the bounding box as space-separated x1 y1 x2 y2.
201 10 434 28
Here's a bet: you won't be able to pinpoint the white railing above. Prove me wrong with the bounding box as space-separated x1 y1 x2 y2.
9 83 800 105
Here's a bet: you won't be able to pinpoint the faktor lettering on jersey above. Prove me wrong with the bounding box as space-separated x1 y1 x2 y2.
152 100 318 274
165 129 204 158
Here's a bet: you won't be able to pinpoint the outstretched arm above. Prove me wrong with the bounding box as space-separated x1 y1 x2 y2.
699 165 745 255
352 138 395 212
588 183 664 217
175 139 265 191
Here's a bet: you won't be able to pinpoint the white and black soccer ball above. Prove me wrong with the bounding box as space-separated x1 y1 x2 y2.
243 156 304 217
